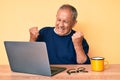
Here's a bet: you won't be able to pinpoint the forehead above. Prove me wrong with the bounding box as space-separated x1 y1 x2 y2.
56 9 73 20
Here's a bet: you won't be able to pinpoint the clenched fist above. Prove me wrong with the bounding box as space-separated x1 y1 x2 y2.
29 27 39 42
72 32 84 46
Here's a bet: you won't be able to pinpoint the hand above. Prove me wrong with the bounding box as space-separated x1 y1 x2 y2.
72 32 84 46
29 27 39 41
72 32 87 64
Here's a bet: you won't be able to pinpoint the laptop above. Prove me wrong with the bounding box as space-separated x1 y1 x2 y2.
4 41 66 76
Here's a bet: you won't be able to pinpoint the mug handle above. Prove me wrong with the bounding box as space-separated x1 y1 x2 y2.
104 60 109 69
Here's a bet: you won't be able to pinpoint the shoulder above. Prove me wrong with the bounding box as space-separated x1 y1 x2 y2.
40 27 53 31
71 29 76 33
39 27 54 33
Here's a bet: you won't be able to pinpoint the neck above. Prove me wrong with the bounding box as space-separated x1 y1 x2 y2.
54 28 71 36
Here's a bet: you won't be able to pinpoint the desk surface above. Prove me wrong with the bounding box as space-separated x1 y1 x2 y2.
0 64 120 80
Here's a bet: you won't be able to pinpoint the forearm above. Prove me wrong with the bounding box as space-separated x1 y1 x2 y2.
29 35 37 42
74 45 87 64
29 38 36 42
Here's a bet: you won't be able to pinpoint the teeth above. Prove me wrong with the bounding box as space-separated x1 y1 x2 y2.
59 28 64 32
59 27 64 30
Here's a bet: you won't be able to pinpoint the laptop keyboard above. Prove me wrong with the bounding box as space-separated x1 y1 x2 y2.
51 66 61 71
50 66 66 76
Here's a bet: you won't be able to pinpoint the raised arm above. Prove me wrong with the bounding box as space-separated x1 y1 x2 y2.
29 27 39 42
72 31 88 64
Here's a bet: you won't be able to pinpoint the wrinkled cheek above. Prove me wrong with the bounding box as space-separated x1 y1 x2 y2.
55 25 60 29
55 22 59 26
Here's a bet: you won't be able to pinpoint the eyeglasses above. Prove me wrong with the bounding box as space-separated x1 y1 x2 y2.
67 67 88 75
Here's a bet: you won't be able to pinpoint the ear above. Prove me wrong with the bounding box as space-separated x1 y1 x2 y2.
72 20 77 28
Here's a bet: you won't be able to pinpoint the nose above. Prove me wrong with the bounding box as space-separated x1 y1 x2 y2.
59 21 64 27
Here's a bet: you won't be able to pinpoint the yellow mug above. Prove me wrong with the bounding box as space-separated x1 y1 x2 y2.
91 57 109 72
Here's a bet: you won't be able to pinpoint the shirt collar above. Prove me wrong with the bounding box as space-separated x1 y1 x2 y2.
54 28 71 36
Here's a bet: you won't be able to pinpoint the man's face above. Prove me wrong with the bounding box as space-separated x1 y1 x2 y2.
55 9 76 36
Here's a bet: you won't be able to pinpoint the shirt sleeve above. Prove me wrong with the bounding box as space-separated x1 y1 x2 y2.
82 38 91 64
83 55 91 64
36 27 47 42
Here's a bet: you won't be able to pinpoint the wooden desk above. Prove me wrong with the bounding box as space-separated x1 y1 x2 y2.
0 64 120 80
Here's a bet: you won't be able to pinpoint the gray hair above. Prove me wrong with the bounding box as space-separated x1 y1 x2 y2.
58 4 78 20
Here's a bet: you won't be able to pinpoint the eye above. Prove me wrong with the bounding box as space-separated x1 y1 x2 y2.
64 20 69 24
64 21 68 23
57 19 61 22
